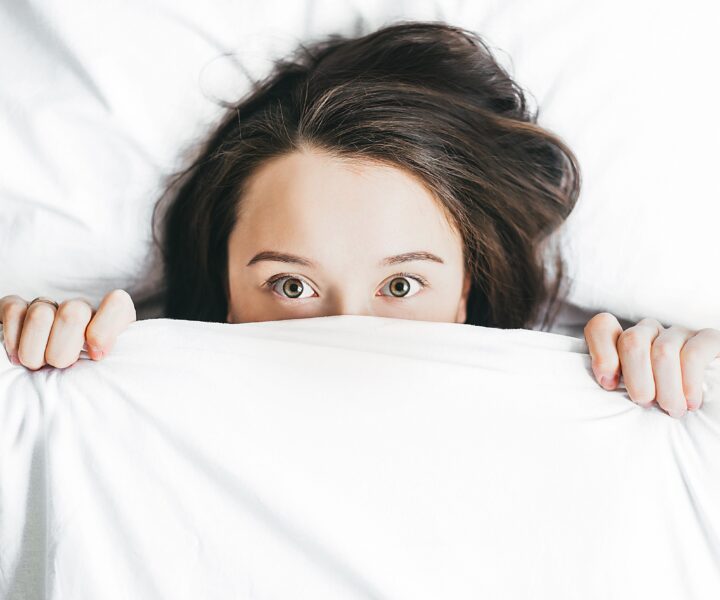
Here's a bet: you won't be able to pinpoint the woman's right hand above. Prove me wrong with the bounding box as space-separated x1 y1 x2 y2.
0 289 136 370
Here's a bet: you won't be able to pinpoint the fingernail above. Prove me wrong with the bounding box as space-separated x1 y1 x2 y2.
669 409 687 418
600 374 617 389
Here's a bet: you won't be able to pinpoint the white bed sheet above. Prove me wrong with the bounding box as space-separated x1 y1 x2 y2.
2 316 720 599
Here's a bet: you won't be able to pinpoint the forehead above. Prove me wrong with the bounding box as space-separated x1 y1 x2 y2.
234 148 462 253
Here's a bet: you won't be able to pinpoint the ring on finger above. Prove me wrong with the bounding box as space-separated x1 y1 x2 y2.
29 297 60 310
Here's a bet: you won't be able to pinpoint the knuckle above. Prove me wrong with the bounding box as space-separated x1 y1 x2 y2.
667 324 691 336
107 288 132 307
26 303 56 325
1 295 26 307
99 289 136 322
56 301 92 325
7 295 27 304
680 344 702 363
651 340 678 362
584 312 616 333
3 299 27 321
636 317 662 328
594 312 616 323
617 330 645 353
698 328 720 343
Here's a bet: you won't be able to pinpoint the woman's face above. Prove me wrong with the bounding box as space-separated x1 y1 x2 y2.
226 148 471 324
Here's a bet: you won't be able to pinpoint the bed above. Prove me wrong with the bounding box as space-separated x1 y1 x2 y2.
2 1 719 598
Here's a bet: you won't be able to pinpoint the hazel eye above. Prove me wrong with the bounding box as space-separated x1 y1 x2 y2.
379 275 424 299
269 276 316 300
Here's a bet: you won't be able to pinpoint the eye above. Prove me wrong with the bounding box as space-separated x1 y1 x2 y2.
266 275 316 300
378 274 426 299
264 272 428 302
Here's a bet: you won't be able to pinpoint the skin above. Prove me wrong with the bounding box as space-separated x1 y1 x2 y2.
0 290 136 368
584 315 720 417
1 147 719 418
225 149 470 325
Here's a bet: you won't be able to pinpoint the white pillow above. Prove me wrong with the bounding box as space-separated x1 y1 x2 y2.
3 316 720 598
1 0 717 329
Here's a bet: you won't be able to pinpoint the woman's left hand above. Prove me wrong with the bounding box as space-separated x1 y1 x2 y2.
584 313 720 418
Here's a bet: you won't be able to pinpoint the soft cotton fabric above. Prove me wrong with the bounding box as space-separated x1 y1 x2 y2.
2 316 720 599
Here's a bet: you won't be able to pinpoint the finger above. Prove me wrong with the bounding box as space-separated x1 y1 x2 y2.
17 301 58 370
0 296 29 364
584 312 624 389
45 299 94 368
650 325 695 418
616 318 663 408
680 328 720 411
84 289 136 360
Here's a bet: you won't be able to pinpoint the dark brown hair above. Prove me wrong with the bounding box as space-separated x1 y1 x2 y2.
152 20 580 329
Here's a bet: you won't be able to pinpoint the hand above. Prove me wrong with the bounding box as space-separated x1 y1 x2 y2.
0 289 136 370
584 313 720 417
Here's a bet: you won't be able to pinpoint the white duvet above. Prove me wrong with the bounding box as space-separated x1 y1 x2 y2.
2 316 720 599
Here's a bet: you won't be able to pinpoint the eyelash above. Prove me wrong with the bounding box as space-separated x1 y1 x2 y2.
263 272 430 301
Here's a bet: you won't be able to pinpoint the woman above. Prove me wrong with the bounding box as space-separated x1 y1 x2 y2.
1 21 717 417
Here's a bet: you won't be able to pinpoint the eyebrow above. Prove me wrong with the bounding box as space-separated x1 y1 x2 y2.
246 250 445 268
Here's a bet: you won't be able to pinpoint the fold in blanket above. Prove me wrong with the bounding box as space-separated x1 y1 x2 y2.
1 316 719 600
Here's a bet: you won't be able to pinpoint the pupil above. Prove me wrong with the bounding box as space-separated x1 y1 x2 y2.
391 277 409 297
